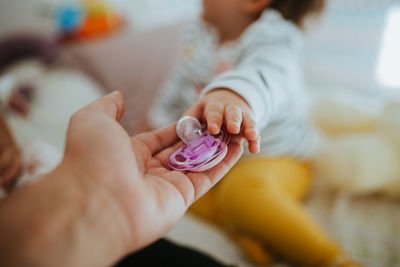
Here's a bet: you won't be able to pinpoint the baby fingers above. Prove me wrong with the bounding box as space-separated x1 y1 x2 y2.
225 104 242 134
248 137 260 154
204 102 224 134
242 112 260 153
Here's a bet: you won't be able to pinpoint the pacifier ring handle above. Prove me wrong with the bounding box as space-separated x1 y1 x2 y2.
168 116 230 172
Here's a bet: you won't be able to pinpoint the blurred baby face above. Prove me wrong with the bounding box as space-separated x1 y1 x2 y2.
202 0 243 25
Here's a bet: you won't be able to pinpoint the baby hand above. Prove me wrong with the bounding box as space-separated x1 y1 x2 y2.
186 88 260 153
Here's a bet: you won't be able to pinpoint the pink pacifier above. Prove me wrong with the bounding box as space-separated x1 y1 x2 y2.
168 116 230 172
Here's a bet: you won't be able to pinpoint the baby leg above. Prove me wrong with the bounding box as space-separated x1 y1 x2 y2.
216 158 339 266
191 187 274 265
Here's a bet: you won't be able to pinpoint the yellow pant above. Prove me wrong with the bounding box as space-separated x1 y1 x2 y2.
190 157 339 266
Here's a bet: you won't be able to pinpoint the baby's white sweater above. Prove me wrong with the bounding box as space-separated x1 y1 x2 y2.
149 9 317 158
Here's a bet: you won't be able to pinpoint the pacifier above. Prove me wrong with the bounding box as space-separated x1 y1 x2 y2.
168 116 230 172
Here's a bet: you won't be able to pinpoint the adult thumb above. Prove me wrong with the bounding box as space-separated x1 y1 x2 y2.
78 91 126 121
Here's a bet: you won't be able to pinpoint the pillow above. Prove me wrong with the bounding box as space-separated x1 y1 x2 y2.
59 25 183 133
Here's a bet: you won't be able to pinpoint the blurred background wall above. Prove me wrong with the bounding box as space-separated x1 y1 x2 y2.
302 0 400 94
0 0 399 93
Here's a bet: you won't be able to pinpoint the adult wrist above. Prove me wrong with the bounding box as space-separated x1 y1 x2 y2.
0 159 131 267
46 159 133 266
0 162 86 266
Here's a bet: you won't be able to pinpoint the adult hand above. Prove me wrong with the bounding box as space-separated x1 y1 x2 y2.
0 91 243 267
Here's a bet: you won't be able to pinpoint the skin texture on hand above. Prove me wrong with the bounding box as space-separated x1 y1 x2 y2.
0 91 243 267
186 88 260 153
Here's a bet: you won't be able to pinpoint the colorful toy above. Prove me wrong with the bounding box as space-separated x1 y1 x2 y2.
168 116 230 172
56 0 124 42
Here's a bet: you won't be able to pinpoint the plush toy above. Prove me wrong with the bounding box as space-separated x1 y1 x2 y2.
311 93 400 197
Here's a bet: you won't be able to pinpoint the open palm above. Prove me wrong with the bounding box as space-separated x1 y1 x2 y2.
64 91 244 254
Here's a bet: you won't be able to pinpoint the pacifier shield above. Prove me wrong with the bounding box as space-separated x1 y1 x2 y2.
168 116 230 171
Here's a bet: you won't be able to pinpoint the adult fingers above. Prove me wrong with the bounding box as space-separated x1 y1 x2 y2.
187 136 244 201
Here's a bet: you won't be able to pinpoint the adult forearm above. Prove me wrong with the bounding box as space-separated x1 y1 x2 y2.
0 162 130 267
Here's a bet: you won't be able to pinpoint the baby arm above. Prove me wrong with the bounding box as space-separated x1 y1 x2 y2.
187 27 303 155
186 88 260 154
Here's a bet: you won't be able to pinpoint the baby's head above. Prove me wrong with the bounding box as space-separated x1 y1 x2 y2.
203 0 325 31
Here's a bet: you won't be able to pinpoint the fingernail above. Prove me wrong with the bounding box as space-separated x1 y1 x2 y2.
209 124 218 134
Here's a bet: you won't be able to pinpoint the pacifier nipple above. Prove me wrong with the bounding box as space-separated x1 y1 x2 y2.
176 116 203 148
168 116 231 172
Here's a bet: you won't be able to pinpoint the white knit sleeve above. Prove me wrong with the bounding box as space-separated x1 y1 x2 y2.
201 35 302 131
